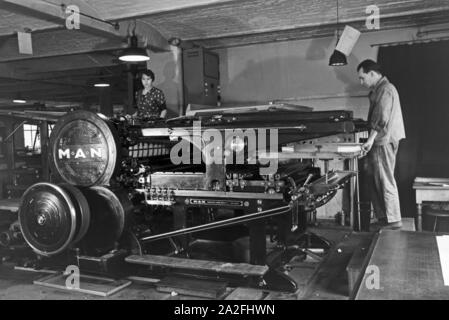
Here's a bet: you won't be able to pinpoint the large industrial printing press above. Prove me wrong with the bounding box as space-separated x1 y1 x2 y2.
0 104 367 293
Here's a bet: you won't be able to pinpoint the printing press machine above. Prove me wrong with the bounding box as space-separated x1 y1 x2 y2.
0 104 367 291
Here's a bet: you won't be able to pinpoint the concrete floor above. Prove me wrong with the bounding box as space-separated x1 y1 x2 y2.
0 221 368 300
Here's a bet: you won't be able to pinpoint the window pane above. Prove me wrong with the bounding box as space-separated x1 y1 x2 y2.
23 124 41 152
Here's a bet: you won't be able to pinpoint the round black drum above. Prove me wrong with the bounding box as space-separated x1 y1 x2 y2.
50 111 120 187
78 186 128 255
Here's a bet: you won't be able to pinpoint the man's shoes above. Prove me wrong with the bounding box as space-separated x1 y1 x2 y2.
381 221 402 230
370 219 402 231
370 218 387 227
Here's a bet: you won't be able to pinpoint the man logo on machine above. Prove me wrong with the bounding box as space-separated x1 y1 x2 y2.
58 147 103 159
170 121 279 175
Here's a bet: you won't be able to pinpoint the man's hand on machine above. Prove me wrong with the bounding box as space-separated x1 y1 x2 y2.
360 139 374 158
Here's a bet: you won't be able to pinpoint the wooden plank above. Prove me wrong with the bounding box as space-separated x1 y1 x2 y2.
156 275 227 299
355 230 449 300
225 287 264 300
125 254 268 276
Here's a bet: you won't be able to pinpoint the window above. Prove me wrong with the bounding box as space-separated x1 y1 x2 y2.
21 123 55 153
23 124 40 152
48 123 54 136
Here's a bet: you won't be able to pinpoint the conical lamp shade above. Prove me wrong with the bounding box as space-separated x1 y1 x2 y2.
329 49 347 66
119 35 150 62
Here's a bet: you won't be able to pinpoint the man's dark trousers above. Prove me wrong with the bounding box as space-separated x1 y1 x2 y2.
367 142 401 223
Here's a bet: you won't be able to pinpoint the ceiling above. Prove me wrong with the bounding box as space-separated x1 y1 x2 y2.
0 0 448 107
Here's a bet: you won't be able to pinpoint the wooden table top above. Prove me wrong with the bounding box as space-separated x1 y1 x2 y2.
413 177 449 190
355 230 449 300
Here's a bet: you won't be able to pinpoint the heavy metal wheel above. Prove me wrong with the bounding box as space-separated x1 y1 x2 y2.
19 183 78 257
49 110 120 187
78 186 127 254
58 183 91 244
19 183 131 256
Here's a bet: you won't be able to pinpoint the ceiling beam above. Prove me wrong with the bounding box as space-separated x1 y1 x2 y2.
144 0 449 41
192 10 449 49
1 53 120 76
95 0 242 21
0 81 88 93
0 29 124 62
0 90 98 100
24 71 122 82
0 71 92 87
2 0 171 52
2 0 118 36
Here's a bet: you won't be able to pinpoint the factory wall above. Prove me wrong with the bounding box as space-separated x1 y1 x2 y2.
145 46 184 118
147 23 449 121
216 24 449 116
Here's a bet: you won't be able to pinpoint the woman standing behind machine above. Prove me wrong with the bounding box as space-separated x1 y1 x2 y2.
133 69 167 120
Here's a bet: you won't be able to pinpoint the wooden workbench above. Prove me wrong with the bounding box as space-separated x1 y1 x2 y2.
413 177 449 231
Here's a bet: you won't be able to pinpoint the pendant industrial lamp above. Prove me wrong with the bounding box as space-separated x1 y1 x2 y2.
93 71 110 87
94 82 110 87
119 24 150 63
13 92 26 104
329 0 347 66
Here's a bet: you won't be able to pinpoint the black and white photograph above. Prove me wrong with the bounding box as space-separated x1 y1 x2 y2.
0 0 448 307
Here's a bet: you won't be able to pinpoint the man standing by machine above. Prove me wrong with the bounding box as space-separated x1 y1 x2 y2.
357 59 405 230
